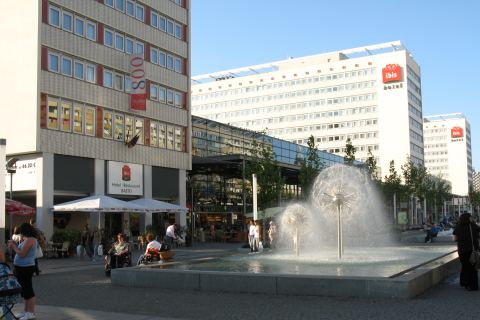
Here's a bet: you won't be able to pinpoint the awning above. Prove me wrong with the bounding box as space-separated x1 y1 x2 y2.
53 195 145 212
6 199 36 216
246 207 285 219
129 198 188 213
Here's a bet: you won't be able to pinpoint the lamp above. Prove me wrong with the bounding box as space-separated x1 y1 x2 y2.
6 158 18 199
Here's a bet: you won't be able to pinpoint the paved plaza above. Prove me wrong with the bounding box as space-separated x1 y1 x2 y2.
7 239 480 320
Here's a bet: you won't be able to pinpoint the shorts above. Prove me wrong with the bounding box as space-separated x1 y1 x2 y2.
14 265 36 299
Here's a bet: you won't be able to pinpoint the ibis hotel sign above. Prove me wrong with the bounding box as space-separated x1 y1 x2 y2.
451 126 464 142
382 64 402 83
108 161 143 195
129 54 146 111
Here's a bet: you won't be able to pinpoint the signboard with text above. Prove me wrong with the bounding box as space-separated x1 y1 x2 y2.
4 158 37 191
129 54 146 111
451 126 464 138
382 64 402 83
107 161 143 196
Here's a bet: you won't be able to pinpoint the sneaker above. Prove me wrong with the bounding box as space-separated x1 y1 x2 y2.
15 312 25 318
19 312 35 320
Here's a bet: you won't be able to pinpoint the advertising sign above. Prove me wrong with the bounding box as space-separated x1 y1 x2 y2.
382 64 402 83
129 54 146 111
397 210 408 225
451 126 464 138
107 161 143 196
4 158 37 191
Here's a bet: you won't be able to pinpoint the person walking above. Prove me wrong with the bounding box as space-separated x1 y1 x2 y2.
164 222 176 247
453 213 480 291
253 220 261 253
8 222 38 320
80 225 92 260
248 220 255 253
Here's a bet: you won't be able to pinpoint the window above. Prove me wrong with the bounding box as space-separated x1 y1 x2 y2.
85 106 95 136
73 103 83 134
74 17 85 37
167 55 174 70
167 90 174 105
158 124 166 148
48 53 59 72
159 52 166 67
150 48 158 64
167 20 174 35
175 127 182 151
105 0 114 7
126 38 134 54
62 11 73 32
103 110 113 138
61 57 72 76
175 23 182 39
49 6 60 27
114 74 124 91
115 33 124 51
150 122 157 147
47 98 59 130
74 61 84 80
167 126 174 149
174 58 182 73
135 42 144 55
86 21 96 41
61 101 72 132
158 87 166 102
115 0 125 12
171 92 181 109
125 77 132 92
150 84 158 100
125 116 134 141
135 118 144 145
126 0 135 16
136 4 145 21
104 29 113 47
114 114 124 141
103 70 113 88
159 16 166 32
86 64 96 83
151 12 158 28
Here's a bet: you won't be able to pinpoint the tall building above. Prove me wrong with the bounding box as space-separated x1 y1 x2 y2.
423 113 472 196
191 41 424 178
0 0 191 239
473 170 480 192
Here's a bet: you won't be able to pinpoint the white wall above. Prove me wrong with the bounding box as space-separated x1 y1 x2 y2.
0 1 39 154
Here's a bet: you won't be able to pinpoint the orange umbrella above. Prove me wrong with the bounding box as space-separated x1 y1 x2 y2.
5 199 35 217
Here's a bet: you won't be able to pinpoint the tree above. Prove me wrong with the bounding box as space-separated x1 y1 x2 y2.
365 149 379 181
344 138 356 165
298 135 324 199
425 174 452 222
401 156 428 224
382 160 405 222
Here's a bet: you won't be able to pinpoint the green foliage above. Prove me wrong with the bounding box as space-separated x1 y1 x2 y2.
401 156 428 201
365 150 379 181
144 224 157 238
298 135 325 199
51 229 81 250
383 160 405 200
344 138 356 165
245 137 285 212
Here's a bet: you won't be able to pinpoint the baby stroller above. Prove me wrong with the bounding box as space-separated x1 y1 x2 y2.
137 244 174 266
0 263 22 320
104 250 132 276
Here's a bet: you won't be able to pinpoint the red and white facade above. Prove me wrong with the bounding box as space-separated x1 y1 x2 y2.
0 0 191 239
423 113 473 196
191 41 424 177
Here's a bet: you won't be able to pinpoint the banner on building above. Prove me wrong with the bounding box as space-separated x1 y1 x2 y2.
107 161 143 196
129 54 146 111
451 126 463 138
4 158 37 191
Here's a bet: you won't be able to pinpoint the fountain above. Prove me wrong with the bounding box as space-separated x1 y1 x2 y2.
112 164 458 298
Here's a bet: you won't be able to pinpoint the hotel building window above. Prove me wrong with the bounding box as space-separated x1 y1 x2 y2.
114 114 124 141
73 103 83 134
60 101 72 132
103 111 113 139
85 106 95 136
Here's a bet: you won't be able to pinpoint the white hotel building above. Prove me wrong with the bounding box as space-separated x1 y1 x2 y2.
423 113 473 196
0 0 191 240
191 41 424 178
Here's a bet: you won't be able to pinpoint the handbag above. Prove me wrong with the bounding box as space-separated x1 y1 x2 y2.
468 225 480 269
35 243 44 259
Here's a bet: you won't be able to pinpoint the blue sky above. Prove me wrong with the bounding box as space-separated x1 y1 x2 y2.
191 0 479 170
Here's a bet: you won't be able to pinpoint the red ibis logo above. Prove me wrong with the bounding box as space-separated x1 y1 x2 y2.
122 165 131 181
382 64 402 83
451 127 463 138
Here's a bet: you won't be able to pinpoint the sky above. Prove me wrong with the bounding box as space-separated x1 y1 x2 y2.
190 0 480 170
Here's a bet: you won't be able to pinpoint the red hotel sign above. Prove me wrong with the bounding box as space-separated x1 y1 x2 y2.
129 54 146 111
382 64 402 83
451 127 463 138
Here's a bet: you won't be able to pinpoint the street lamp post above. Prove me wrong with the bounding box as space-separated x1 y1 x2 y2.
6 157 18 236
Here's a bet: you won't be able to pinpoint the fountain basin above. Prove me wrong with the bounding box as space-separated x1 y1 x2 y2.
112 246 459 298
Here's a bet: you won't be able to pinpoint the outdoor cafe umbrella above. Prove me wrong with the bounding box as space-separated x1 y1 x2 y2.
129 198 188 213
53 195 146 212
5 199 36 235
